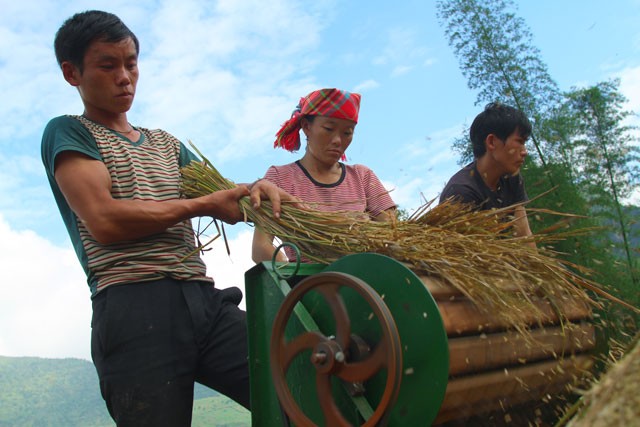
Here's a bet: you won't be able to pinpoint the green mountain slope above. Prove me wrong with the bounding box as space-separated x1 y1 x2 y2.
0 356 113 427
0 356 250 427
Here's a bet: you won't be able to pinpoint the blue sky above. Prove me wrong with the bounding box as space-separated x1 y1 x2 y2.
1 0 639 361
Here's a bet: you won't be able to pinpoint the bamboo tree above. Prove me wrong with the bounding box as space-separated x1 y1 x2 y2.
435 0 597 266
436 0 561 173
565 79 640 287
436 0 639 360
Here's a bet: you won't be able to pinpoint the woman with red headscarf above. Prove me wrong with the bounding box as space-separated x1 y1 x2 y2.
252 88 397 263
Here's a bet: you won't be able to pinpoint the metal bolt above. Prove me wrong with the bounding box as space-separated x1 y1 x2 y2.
311 352 327 364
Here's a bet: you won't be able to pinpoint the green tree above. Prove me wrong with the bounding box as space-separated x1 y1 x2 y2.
435 0 599 265
436 0 562 170
435 0 638 352
564 79 640 288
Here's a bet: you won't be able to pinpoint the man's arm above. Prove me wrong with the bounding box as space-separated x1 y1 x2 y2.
513 206 536 249
54 151 286 245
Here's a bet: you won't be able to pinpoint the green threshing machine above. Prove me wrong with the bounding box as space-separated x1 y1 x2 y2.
245 252 595 426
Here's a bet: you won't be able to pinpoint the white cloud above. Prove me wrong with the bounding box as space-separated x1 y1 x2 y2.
200 224 257 309
391 65 412 77
386 124 465 210
423 57 437 67
402 126 463 171
0 153 57 235
123 0 329 166
372 27 431 76
616 65 640 121
353 79 380 93
0 214 91 360
614 65 640 204
0 216 260 361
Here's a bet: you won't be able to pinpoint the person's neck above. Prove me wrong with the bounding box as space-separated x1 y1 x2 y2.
299 156 341 184
82 111 132 133
475 156 502 191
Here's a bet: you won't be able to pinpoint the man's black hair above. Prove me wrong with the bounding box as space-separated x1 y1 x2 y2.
54 10 139 72
470 102 532 158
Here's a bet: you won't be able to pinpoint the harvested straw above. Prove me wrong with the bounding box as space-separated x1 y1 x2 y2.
565 334 640 427
180 142 630 338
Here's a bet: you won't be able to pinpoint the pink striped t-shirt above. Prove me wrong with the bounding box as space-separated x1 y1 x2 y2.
263 161 395 261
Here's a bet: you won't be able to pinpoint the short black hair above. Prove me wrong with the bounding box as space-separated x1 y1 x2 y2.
54 10 139 72
470 102 532 158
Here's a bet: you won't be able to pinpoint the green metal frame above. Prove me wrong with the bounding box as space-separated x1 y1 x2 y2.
245 253 449 426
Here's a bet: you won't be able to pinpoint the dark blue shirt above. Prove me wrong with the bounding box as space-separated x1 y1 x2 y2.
439 162 528 210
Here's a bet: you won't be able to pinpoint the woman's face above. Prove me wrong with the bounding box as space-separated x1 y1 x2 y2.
302 116 356 165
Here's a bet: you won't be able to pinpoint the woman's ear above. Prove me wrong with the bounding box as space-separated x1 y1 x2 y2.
301 117 311 138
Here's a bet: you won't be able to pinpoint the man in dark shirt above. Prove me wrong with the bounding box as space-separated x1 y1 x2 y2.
440 102 534 242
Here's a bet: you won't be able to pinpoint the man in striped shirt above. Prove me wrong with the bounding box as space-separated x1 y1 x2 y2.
41 10 294 426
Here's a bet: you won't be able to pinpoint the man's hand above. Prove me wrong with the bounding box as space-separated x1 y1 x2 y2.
247 179 300 219
197 186 251 225
513 206 536 250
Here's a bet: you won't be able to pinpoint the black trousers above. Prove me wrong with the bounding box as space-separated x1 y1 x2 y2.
91 278 250 427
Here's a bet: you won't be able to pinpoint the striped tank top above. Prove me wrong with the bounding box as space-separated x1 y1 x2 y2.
42 115 211 294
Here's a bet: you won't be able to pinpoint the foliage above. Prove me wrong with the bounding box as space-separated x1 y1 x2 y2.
436 0 562 169
435 0 639 350
0 356 113 427
564 79 640 286
435 0 590 243
395 206 411 221
0 356 249 427
192 395 250 426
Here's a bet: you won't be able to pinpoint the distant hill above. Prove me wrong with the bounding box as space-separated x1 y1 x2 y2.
0 356 250 426
0 355 112 426
605 205 640 245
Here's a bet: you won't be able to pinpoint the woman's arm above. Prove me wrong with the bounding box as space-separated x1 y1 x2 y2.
373 207 397 222
252 229 287 263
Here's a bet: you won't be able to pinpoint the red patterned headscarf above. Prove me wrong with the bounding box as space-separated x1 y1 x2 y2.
274 88 361 153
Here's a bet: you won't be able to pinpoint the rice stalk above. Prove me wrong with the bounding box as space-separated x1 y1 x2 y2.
180 141 637 340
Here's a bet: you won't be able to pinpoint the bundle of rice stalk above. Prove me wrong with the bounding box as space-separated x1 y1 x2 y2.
180 142 632 339
564 334 640 427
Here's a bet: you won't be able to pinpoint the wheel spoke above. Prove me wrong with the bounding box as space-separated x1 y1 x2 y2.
316 373 352 427
336 341 388 383
271 271 403 427
318 283 351 349
336 343 388 383
282 331 324 369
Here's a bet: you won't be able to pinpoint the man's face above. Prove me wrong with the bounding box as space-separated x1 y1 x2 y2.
491 130 528 176
63 37 139 119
